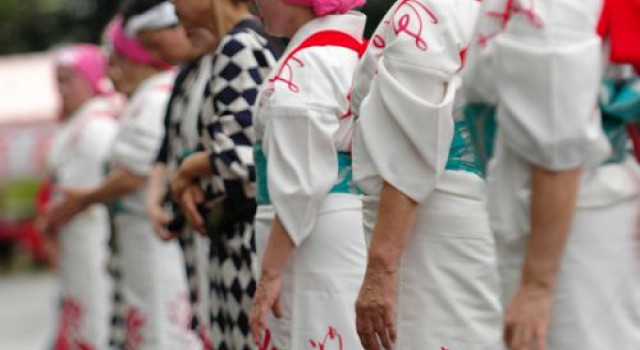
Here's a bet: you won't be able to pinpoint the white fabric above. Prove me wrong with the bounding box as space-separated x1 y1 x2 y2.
463 1 640 347
255 194 366 350
463 0 610 170
183 54 212 154
125 2 179 36
352 0 481 203
47 97 118 350
362 172 503 350
116 213 203 350
255 12 366 246
352 1 503 348
193 233 211 340
110 70 175 214
488 143 640 350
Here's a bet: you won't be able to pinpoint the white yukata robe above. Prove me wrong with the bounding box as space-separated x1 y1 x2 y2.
463 0 640 349
351 0 503 349
109 71 202 350
47 97 119 350
254 12 368 350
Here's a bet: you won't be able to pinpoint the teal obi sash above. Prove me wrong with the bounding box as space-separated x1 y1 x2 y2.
255 120 481 206
464 78 640 173
254 142 360 205
446 120 483 176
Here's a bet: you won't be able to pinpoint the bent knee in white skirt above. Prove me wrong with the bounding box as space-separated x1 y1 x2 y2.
364 171 503 350
256 194 367 350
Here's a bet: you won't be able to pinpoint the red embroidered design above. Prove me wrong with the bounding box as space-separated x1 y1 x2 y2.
477 0 544 48
168 293 196 345
199 324 214 350
268 31 364 94
372 0 439 52
309 327 343 350
124 306 146 350
260 328 277 350
268 55 304 93
53 298 96 350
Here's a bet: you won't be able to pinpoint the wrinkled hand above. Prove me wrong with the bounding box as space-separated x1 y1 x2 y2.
249 272 283 347
179 184 205 235
147 201 174 241
504 284 553 350
355 264 397 350
46 186 90 230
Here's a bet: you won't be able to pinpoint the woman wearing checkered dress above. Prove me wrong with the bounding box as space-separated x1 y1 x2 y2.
169 0 278 349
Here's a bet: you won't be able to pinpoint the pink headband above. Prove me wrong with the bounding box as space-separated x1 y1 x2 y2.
284 0 365 16
55 44 110 95
105 17 173 70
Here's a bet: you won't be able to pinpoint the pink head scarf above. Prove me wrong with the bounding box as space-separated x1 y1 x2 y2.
105 16 172 70
54 44 110 95
283 0 365 16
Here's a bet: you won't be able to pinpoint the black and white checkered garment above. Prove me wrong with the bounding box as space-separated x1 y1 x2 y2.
197 19 277 350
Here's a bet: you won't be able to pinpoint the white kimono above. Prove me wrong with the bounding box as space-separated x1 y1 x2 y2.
47 97 118 350
463 0 640 348
109 71 202 350
352 1 503 349
254 13 367 350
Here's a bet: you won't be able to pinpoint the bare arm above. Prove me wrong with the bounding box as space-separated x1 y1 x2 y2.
260 215 296 279
367 181 419 271
47 167 146 229
504 166 581 350
523 166 581 288
84 168 147 205
356 181 418 350
147 163 168 209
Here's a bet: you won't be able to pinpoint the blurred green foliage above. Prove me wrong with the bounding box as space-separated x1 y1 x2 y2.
0 0 395 55
0 0 122 55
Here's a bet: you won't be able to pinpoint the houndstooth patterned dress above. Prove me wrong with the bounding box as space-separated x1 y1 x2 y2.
198 19 277 350
162 54 217 349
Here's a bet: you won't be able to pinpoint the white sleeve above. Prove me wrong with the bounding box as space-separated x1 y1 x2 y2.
493 0 610 170
356 21 463 203
71 117 118 188
111 94 168 176
263 105 339 246
79 117 118 165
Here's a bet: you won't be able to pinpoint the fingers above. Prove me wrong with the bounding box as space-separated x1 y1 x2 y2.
511 322 532 350
192 186 205 203
151 220 174 241
150 209 174 240
374 316 393 350
534 322 548 350
271 297 282 319
182 192 205 234
250 293 268 347
356 298 386 350
383 301 396 344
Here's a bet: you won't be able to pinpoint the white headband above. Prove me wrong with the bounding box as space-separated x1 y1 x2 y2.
125 2 179 36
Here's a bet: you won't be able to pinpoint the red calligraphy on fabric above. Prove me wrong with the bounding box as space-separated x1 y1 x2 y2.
124 306 146 350
260 328 277 350
372 0 439 52
268 31 365 94
477 0 544 48
168 293 197 346
309 326 343 350
53 298 96 350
